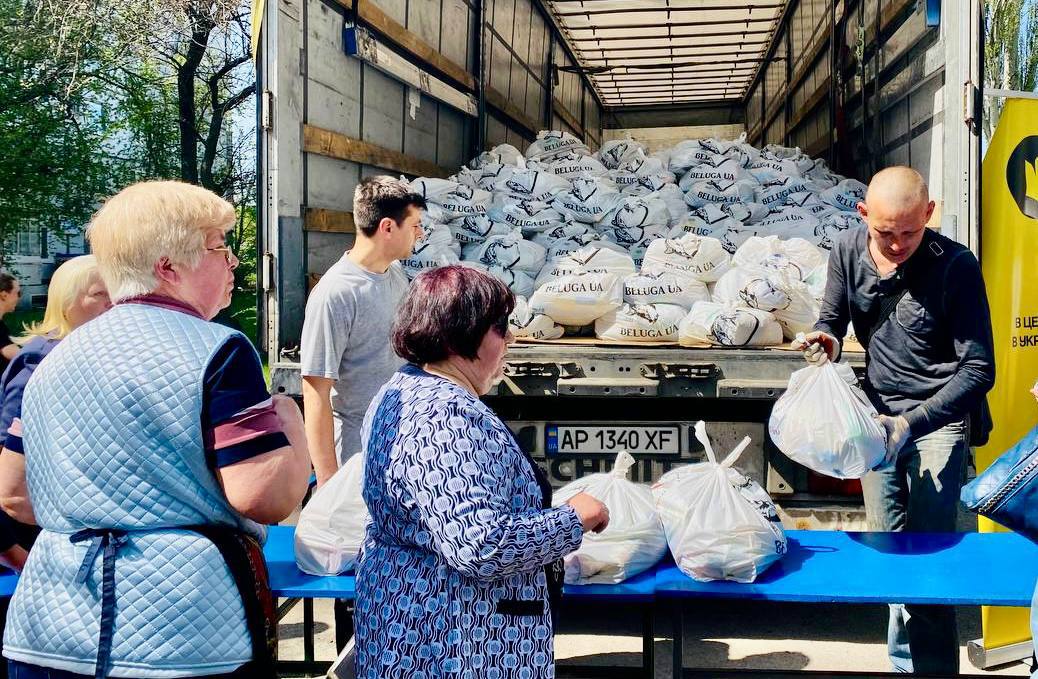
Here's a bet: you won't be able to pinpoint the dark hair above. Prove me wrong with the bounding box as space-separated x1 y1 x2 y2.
353 176 427 237
392 265 515 364
0 273 16 294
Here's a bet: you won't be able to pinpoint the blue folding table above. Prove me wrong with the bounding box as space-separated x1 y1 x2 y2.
655 530 1038 678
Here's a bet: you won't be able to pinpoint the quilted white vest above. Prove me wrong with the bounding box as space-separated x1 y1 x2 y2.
3 303 264 677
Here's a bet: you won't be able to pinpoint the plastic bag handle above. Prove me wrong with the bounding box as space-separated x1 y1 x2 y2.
720 436 752 468
610 450 637 478
693 421 717 464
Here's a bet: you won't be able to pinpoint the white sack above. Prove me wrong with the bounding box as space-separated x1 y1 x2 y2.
468 262 536 298
493 167 571 203
683 179 757 208
653 422 787 583
449 215 513 245
756 176 810 208
678 155 748 191
553 174 622 224
553 451 668 584
597 137 647 169
527 129 590 161
468 143 524 169
712 223 764 255
595 302 687 342
769 361 887 479
401 222 461 279
623 271 710 308
530 222 598 248
529 270 623 326
544 234 627 263
756 207 823 240
609 151 675 190
456 163 518 192
651 183 690 226
410 177 491 220
463 230 546 275
712 268 820 339
721 202 770 225
668 140 722 175
627 226 674 269
599 194 670 246
509 296 564 340
489 199 566 235
294 454 368 575
533 151 609 179
642 234 732 283
814 211 866 250
821 178 868 212
678 302 783 347
732 236 827 283
536 245 636 287
623 170 677 195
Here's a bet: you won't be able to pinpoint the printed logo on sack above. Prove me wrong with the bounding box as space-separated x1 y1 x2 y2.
1006 135 1038 219
505 172 538 197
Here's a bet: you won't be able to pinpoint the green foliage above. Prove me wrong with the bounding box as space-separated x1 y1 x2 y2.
984 0 1038 139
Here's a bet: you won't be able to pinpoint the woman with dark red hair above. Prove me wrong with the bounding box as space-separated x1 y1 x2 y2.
354 265 608 678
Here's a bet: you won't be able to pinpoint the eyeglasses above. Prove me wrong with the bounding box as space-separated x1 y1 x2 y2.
206 246 239 268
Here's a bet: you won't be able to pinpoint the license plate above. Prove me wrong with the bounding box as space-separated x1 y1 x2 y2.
546 425 681 456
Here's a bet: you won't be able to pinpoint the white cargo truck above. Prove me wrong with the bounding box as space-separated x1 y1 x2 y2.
255 0 982 526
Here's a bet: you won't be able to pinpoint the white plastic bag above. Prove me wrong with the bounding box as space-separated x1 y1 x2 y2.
668 140 723 175
597 137 646 169
530 222 598 248
769 360 887 479
526 129 590 161
489 199 566 235
552 451 668 584
456 163 518 192
595 303 687 342
492 167 571 203
534 151 609 179
509 296 564 340
678 155 748 190
449 215 513 245
294 454 369 575
732 236 827 283
529 270 624 326
599 195 671 246
641 233 732 283
814 211 866 250
683 179 757 208
535 245 636 287
756 176 810 208
721 202 770 225
463 230 547 275
623 271 710 308
468 143 524 169
678 302 783 347
653 422 787 583
410 177 491 220
401 222 460 279
821 178 868 212
712 268 820 340
609 150 675 190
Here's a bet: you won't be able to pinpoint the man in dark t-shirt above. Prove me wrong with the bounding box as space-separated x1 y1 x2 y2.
0 272 20 377
794 166 995 675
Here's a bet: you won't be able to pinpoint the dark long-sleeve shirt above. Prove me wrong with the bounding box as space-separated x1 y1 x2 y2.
814 226 995 437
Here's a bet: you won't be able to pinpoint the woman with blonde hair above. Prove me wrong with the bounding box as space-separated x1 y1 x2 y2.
0 254 111 568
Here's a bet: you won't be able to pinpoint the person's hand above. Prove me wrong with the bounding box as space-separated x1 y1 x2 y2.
874 414 911 467
567 492 610 533
791 331 840 365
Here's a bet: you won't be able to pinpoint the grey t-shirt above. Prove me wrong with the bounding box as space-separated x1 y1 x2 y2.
300 255 408 464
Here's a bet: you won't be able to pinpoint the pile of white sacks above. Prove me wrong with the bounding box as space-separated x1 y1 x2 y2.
403 130 867 346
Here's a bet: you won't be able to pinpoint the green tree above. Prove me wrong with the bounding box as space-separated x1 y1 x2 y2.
984 0 1038 140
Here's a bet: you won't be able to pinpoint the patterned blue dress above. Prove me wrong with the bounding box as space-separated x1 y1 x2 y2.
355 364 584 678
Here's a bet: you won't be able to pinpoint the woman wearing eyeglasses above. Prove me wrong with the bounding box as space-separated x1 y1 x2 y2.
0 181 310 679
354 265 609 679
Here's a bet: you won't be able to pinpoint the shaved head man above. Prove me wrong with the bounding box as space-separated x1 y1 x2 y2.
794 166 994 674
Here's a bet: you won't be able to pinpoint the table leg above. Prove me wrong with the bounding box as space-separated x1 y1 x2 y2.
671 602 683 679
642 603 655 679
303 597 315 672
334 598 355 652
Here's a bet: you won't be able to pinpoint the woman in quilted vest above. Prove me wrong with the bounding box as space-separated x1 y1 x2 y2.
0 181 311 679
354 265 609 678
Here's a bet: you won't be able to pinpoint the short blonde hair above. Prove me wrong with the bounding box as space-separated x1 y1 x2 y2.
87 181 235 301
18 255 101 342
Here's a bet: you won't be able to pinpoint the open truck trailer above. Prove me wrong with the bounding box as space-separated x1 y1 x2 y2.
255 0 982 526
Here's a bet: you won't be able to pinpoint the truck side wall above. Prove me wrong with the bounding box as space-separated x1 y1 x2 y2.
259 0 604 356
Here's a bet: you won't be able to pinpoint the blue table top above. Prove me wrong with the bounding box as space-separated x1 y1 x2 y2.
264 525 356 599
654 530 1038 606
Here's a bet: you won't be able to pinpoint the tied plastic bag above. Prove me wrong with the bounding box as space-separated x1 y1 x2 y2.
481 264 536 298
756 176 810 208
623 170 676 195
410 178 491 220
721 202 770 225
509 296 564 340
552 451 668 584
769 359 887 479
463 230 547 276
712 268 820 340
623 271 710 308
668 140 724 175
401 222 460 279
821 178 868 212
597 136 646 170
450 215 513 245
756 206 823 240
530 222 598 248
670 204 742 241
595 303 687 342
678 155 748 191
294 454 369 575
544 234 626 263
641 233 732 283
648 183 689 226
553 174 622 224
529 270 623 326
599 195 671 246
456 163 518 192
527 129 590 161
609 150 675 190
653 422 787 583
732 236 827 284
534 151 609 179
814 211 866 250
678 302 783 347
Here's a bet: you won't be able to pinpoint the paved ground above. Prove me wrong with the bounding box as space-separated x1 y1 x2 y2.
277 597 1032 677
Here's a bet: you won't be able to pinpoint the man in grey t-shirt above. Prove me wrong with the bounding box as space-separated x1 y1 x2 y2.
301 176 426 486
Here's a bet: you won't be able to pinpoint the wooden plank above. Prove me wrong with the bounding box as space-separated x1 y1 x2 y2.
303 124 451 178
552 99 583 137
335 0 477 91
763 96 785 131
787 77 831 133
485 86 540 137
304 208 356 233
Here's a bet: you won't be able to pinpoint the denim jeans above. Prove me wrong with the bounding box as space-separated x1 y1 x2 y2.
860 419 968 675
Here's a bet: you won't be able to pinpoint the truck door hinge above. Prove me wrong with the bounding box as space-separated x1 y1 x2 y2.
261 90 274 130
262 251 275 291
963 81 979 133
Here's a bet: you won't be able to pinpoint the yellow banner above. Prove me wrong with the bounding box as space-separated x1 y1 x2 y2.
977 96 1038 649
250 0 266 62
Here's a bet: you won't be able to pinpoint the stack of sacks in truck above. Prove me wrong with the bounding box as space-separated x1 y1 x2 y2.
400 129 870 342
